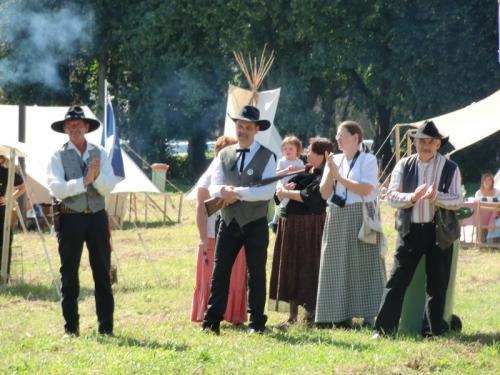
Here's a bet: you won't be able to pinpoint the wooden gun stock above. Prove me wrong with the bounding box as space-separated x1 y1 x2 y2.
204 197 225 217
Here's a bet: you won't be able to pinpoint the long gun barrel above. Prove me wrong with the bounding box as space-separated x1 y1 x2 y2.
204 165 311 217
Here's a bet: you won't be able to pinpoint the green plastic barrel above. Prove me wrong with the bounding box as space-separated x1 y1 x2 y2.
399 241 460 334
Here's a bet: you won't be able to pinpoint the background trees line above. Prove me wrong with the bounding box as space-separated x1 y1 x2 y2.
1 0 499 182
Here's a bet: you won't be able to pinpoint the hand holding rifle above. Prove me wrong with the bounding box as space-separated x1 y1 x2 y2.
204 164 312 217
220 186 239 207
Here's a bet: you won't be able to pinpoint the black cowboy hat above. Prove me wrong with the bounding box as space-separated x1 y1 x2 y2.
409 120 449 147
51 105 101 133
228 105 271 131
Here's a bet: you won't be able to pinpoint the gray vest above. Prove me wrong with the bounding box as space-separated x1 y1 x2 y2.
60 143 105 213
396 154 459 249
219 145 274 227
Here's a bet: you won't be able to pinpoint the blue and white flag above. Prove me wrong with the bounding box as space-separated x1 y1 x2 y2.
103 99 125 179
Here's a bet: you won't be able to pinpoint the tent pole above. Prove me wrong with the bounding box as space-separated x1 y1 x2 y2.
163 194 167 225
133 193 138 224
1 149 16 284
144 193 174 224
177 193 183 223
17 105 26 216
128 193 132 223
406 131 412 157
395 125 401 162
144 194 148 228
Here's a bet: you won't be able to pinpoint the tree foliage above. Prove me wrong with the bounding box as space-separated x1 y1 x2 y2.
0 0 498 181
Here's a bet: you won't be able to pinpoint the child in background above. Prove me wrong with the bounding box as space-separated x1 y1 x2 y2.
269 136 304 233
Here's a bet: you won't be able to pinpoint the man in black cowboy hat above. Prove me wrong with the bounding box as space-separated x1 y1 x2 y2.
47 105 118 337
374 120 463 338
202 105 277 335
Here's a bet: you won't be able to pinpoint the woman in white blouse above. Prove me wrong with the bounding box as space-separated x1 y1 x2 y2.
475 171 500 201
315 121 386 329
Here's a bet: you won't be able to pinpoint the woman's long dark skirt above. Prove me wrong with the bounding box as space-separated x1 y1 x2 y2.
269 212 326 312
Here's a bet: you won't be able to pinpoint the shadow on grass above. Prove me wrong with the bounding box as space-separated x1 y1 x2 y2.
0 282 94 302
99 334 189 352
452 331 500 346
120 220 178 230
263 328 373 351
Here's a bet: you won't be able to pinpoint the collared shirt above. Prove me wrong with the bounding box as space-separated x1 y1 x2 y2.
387 153 463 223
47 140 118 200
209 141 277 202
325 152 379 207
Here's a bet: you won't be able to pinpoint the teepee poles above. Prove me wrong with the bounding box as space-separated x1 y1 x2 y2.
233 45 275 106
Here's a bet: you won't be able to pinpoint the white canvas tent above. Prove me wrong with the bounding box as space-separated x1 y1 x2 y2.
401 89 500 154
224 84 282 156
1 104 164 227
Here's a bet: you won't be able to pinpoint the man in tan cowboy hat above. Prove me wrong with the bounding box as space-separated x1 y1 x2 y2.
374 120 463 338
47 105 118 337
202 105 276 335
0 153 26 280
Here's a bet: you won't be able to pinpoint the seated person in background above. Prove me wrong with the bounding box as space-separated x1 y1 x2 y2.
475 171 499 202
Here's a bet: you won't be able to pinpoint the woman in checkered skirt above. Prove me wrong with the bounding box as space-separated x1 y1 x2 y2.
315 121 386 328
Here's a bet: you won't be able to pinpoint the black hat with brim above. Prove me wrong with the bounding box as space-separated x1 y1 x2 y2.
228 105 271 131
51 105 101 133
409 120 449 147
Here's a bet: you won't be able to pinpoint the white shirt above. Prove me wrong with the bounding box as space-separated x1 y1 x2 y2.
276 157 305 184
197 159 217 238
209 141 277 202
47 140 118 200
387 153 463 223
474 188 500 201
326 152 378 207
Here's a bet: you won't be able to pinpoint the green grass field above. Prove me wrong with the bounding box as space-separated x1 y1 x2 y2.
1 197 499 374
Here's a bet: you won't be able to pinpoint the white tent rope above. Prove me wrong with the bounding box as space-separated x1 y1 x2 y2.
374 126 397 159
131 221 162 285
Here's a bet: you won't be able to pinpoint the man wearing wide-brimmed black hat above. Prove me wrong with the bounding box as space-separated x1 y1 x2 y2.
47 105 118 337
374 120 463 338
202 105 277 335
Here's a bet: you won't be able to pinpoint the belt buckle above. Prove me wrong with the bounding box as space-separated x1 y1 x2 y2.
83 208 92 214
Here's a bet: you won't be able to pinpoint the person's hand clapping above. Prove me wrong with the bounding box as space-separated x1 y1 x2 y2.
325 151 339 179
421 183 438 202
411 183 428 203
83 156 100 186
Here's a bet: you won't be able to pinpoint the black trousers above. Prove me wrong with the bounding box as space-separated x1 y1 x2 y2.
58 209 114 334
203 217 269 330
375 223 453 336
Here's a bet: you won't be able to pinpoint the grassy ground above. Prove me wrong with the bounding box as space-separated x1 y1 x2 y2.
0 198 499 374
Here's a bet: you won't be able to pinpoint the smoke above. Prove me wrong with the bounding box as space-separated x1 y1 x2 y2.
0 3 94 90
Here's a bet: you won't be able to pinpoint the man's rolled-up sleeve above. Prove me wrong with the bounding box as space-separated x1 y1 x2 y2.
47 151 85 200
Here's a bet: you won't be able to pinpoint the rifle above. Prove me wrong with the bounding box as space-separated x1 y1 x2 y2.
204 165 311 217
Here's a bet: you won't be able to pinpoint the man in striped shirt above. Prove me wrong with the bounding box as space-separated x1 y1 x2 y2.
374 120 463 337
